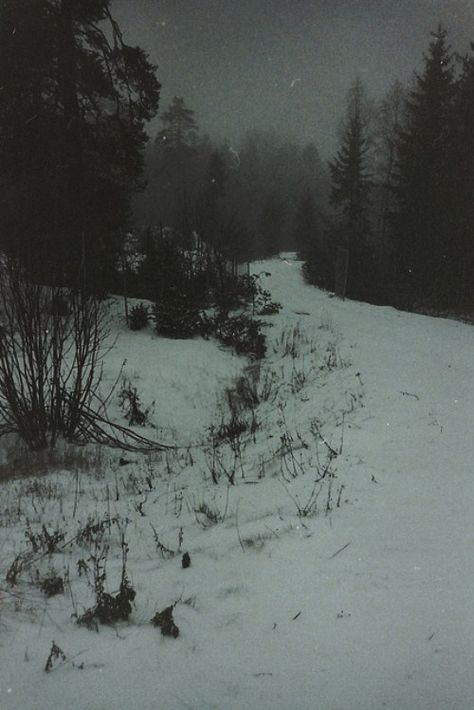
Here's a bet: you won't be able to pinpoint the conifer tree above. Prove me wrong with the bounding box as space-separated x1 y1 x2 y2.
393 25 456 305
451 45 474 306
375 81 407 259
0 0 160 286
295 189 331 290
328 78 375 300
154 96 198 230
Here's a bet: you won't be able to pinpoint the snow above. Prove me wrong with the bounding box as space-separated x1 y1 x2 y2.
1 255 474 709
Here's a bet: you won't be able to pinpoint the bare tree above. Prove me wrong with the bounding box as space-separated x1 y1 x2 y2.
0 259 169 453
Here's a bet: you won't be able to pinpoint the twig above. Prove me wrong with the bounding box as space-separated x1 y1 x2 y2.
235 499 245 553
400 391 419 400
252 672 273 677
328 541 351 559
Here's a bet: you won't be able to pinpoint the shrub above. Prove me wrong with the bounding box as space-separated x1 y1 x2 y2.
214 313 266 359
214 273 257 314
0 259 113 451
254 286 281 316
25 523 65 554
151 605 179 638
40 574 64 597
153 290 204 339
128 302 149 331
257 298 282 316
77 534 135 628
118 380 153 426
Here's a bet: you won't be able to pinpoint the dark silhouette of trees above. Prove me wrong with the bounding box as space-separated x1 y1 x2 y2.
294 190 319 257
451 44 474 306
393 26 456 306
374 81 407 264
153 96 199 232
0 0 160 286
257 192 286 256
327 78 376 300
295 189 331 290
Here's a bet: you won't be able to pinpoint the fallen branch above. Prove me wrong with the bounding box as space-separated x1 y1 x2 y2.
235 499 245 553
328 541 351 559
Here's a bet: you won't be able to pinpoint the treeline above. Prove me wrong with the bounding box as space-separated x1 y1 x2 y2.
2 7 471 317
304 26 474 312
134 100 328 261
0 0 328 295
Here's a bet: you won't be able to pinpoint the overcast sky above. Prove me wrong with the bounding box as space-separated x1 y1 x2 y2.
113 0 474 157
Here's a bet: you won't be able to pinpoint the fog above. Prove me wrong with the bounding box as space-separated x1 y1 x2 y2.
113 0 474 156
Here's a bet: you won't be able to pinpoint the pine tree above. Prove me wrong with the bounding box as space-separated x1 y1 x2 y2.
393 25 456 305
0 0 160 286
154 96 198 230
328 78 375 300
156 97 198 151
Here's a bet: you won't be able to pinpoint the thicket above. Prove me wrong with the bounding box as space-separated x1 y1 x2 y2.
0 259 169 453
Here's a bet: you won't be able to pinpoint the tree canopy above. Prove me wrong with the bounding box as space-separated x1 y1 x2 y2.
0 0 160 284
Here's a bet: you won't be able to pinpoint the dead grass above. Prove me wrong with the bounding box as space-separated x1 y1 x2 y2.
0 439 109 481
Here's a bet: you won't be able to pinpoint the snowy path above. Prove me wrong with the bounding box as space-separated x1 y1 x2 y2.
1 257 474 710
256 257 474 708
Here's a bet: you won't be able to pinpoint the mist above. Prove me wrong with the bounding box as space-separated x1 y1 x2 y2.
113 0 474 156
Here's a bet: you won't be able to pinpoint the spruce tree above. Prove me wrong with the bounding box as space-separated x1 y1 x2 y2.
393 25 456 305
328 78 375 300
156 97 198 151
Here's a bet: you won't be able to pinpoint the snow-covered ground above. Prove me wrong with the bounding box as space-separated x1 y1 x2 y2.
1 255 474 710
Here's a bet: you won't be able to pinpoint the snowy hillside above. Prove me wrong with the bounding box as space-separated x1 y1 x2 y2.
1 255 474 710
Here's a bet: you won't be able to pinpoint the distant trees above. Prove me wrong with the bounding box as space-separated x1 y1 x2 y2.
374 80 407 263
195 149 241 283
0 0 160 286
197 150 229 250
153 96 199 231
258 191 287 256
295 189 331 289
221 129 327 257
134 121 329 264
326 79 376 300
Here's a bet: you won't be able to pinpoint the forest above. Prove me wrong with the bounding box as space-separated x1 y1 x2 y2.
1 3 472 321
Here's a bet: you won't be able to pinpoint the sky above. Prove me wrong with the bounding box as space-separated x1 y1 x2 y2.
113 0 474 158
